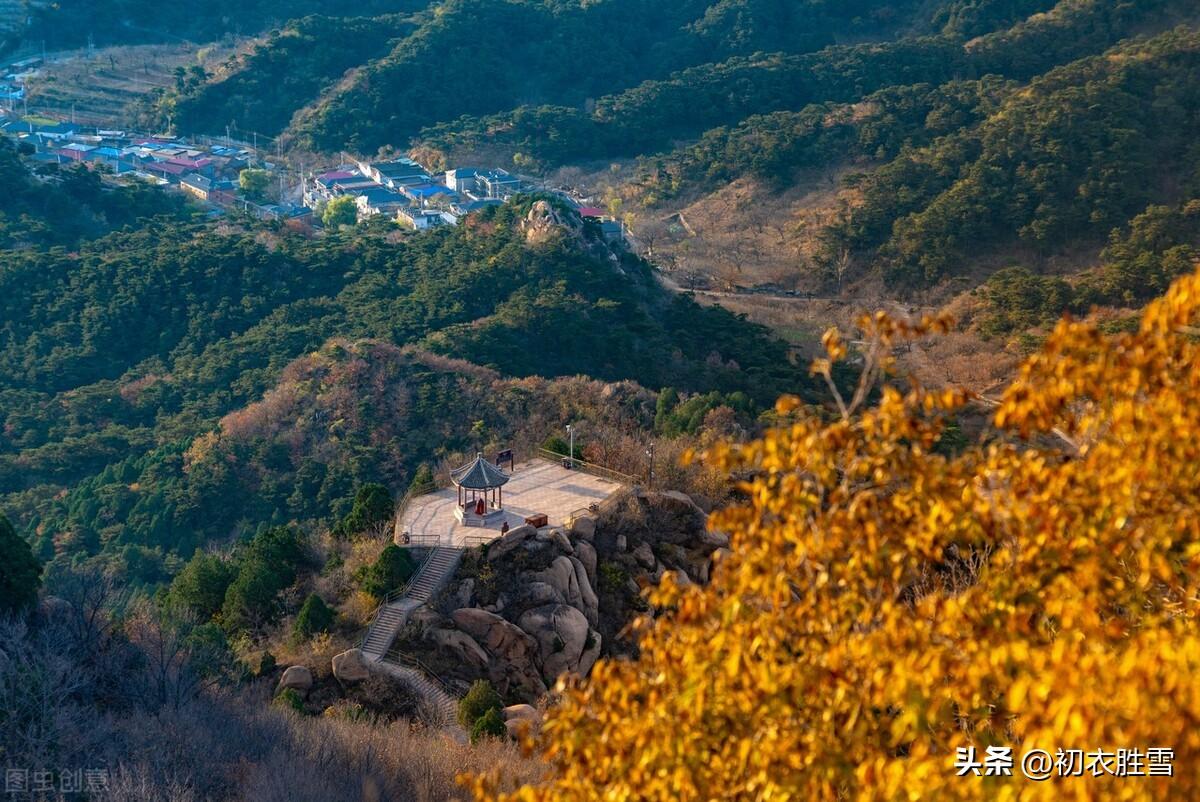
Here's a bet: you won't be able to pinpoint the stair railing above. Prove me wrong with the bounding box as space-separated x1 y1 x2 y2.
358 547 440 650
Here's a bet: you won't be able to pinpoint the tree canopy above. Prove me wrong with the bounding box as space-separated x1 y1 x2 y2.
0 512 41 614
473 264 1200 800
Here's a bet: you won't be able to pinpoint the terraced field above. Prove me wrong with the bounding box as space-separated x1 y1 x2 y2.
21 41 239 126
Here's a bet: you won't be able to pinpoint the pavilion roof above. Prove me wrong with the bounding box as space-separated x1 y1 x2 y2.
451 453 510 489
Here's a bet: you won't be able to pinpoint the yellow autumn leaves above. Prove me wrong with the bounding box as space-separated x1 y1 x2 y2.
470 266 1200 801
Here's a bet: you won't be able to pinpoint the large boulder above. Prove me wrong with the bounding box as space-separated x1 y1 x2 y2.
428 627 490 669
503 703 541 739
455 578 476 609
569 556 599 627
632 542 656 570
452 608 548 698
577 629 603 677
550 528 574 555
659 490 708 519
536 555 598 626
568 514 596 541
332 649 371 683
487 524 536 562
574 540 598 587
517 603 590 682
278 665 313 694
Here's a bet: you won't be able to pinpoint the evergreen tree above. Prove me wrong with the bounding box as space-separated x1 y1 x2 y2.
0 513 41 615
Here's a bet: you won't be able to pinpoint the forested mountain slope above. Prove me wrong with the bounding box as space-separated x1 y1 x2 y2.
0 151 805 584
16 0 432 50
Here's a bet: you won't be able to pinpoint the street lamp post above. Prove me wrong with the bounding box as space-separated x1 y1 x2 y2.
646 443 655 490
566 424 576 469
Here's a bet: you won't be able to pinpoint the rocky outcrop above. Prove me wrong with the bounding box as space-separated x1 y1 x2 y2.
487 524 536 562
521 200 581 246
332 649 370 683
452 608 548 698
278 665 313 694
568 514 596 541
392 490 722 703
534 555 599 626
428 627 490 670
574 539 597 586
517 603 595 683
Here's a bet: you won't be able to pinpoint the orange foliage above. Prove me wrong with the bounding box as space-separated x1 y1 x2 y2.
470 266 1200 800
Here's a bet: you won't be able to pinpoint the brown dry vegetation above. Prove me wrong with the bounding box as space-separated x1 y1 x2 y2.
22 41 241 127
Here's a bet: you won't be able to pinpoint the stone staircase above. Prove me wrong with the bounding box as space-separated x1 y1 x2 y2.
360 546 463 658
372 657 460 730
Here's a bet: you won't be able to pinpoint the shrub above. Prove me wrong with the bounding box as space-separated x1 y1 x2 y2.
409 464 435 492
458 679 503 730
292 593 336 642
470 707 507 744
357 545 418 600
334 483 395 539
274 687 306 714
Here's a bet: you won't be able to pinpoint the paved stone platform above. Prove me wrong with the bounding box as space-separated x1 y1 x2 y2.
396 459 622 547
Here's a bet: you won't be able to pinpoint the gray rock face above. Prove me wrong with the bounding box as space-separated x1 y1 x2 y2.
451 608 548 697
616 534 627 552
408 606 444 634
536 555 598 627
332 649 371 683
633 542 656 570
574 539 598 587
517 603 590 682
429 627 489 669
455 578 476 609
550 528 574 555
518 581 567 609
278 665 313 693
699 529 731 549
569 555 599 626
488 524 536 561
569 514 596 541
577 629 603 677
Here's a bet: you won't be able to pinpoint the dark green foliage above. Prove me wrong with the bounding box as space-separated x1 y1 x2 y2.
0 512 41 614
274 687 307 714
219 527 309 633
334 484 395 539
170 15 417 137
20 0 431 51
292 593 336 641
469 707 507 743
655 391 753 437
0 174 803 582
357 545 417 600
541 435 576 459
458 678 503 730
166 552 236 619
0 138 191 249
976 267 1079 338
1081 201 1200 306
834 27 1200 286
408 464 435 492
654 388 680 434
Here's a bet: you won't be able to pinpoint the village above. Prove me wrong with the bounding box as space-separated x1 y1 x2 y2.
1 55 625 235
